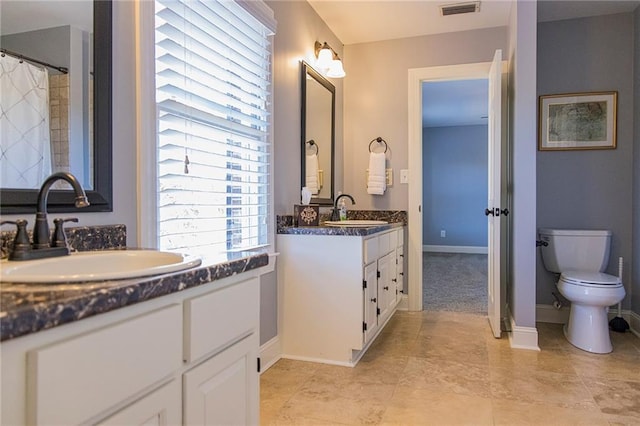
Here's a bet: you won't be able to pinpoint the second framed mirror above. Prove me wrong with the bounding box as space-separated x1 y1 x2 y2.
301 61 335 206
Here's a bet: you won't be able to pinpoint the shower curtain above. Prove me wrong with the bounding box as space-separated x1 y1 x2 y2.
1 54 52 189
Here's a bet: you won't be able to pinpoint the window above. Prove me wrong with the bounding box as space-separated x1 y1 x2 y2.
153 0 275 257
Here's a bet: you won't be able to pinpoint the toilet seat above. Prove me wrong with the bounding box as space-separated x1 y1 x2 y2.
560 270 621 288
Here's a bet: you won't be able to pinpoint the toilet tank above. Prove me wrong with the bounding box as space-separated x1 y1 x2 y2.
538 228 611 273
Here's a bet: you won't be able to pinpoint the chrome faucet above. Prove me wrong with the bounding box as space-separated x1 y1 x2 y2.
330 193 355 221
32 172 90 249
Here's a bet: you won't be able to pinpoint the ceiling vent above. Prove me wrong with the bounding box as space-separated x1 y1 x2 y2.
440 1 480 16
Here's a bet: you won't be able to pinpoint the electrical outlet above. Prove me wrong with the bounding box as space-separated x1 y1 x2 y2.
440 230 446 238
400 169 409 184
385 168 393 186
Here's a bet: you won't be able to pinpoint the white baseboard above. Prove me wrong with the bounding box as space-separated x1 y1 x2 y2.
396 294 409 311
536 304 570 324
607 309 639 339
631 311 640 338
508 311 540 351
423 245 488 254
259 336 281 374
537 304 640 339
280 354 354 368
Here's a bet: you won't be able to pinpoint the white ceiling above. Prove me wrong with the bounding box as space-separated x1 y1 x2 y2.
306 0 639 127
307 0 512 45
308 0 640 45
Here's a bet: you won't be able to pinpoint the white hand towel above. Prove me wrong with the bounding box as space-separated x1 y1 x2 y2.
367 152 386 195
305 154 319 195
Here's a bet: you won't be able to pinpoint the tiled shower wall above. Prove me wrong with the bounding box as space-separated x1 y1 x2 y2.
49 73 70 176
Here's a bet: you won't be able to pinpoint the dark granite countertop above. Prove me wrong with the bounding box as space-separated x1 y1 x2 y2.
276 210 407 236
0 250 269 342
278 221 404 236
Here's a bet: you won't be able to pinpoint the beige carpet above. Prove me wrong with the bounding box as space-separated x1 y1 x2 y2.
423 252 487 313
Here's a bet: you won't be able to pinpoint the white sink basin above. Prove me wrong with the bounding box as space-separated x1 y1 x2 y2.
0 250 202 283
324 220 388 227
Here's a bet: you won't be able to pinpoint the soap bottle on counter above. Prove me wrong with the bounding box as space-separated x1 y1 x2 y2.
338 196 347 221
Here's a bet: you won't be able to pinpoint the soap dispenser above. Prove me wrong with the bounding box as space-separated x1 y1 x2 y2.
338 196 347 221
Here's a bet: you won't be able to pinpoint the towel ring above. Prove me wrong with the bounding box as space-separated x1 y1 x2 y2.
306 140 319 155
368 137 388 153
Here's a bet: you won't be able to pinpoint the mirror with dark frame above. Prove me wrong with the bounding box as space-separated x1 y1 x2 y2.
0 0 112 214
301 61 335 206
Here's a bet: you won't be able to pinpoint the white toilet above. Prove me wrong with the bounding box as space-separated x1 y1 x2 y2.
538 228 625 354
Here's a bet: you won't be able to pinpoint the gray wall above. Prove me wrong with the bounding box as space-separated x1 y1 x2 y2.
343 27 508 211
536 13 635 308
265 0 344 344
507 0 538 329
422 125 488 248
267 0 344 216
633 5 640 317
2 26 72 71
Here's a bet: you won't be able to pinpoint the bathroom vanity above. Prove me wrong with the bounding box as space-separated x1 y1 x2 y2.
277 220 405 366
0 228 269 426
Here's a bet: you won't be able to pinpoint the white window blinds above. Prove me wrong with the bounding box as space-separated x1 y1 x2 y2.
155 0 273 256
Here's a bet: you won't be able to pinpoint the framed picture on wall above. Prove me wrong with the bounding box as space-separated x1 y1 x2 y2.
538 91 617 151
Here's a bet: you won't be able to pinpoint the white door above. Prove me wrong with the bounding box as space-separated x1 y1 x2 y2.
408 60 508 319
487 49 503 338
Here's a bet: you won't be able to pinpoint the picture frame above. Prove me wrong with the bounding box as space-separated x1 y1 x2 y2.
538 91 617 151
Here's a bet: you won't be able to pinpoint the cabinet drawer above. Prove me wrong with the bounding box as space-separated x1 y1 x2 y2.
184 277 259 363
27 304 182 426
363 237 379 265
378 232 391 255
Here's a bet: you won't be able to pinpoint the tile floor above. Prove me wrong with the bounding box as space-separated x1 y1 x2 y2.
260 311 640 425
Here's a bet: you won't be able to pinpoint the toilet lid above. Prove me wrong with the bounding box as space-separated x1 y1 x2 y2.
561 270 621 286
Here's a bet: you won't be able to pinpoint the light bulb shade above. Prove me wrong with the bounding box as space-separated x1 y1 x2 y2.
326 59 346 78
316 47 333 70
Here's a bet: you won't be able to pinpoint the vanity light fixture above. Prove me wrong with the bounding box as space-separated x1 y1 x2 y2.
314 41 345 78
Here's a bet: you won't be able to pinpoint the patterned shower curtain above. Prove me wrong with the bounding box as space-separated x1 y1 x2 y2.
1 54 52 189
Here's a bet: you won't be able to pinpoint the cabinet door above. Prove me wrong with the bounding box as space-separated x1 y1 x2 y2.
363 262 379 344
377 252 394 322
97 380 181 426
396 246 404 304
183 334 258 426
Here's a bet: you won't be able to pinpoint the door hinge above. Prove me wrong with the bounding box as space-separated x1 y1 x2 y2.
377 270 381 278
377 307 380 316
257 357 261 373
363 279 367 289
363 321 367 332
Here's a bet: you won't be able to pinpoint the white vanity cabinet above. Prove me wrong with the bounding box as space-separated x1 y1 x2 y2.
278 226 405 366
1 274 261 426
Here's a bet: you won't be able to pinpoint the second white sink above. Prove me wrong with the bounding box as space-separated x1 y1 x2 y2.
324 220 388 227
0 250 202 283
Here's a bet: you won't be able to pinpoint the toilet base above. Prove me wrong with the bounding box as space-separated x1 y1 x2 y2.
564 304 612 354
